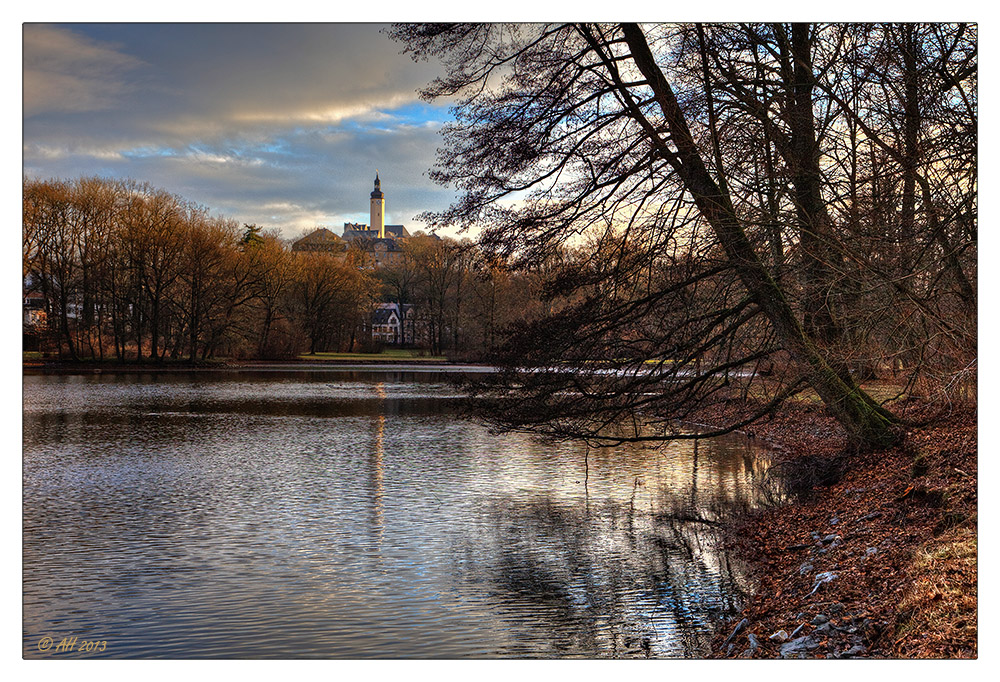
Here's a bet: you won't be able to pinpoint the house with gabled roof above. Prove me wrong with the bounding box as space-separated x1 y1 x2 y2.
372 302 416 346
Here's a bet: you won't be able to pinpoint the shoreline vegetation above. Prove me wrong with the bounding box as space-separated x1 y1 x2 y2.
22 349 457 373
23 356 977 658
698 398 977 659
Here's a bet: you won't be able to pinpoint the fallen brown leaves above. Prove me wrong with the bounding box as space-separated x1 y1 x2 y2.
894 525 977 658
700 398 977 659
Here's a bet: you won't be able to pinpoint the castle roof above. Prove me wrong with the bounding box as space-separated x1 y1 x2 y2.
291 228 345 252
342 224 410 240
373 303 414 324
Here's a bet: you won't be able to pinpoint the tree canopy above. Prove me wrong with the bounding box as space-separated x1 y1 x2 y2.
391 22 976 449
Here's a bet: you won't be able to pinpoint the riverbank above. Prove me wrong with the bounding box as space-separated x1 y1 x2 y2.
705 400 977 659
22 355 490 374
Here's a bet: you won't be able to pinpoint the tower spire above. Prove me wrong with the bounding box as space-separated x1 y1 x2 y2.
370 171 385 238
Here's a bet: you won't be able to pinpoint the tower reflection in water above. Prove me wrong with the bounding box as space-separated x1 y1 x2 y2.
371 382 386 552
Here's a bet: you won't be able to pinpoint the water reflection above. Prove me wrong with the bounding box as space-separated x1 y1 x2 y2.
23 371 766 658
371 382 386 551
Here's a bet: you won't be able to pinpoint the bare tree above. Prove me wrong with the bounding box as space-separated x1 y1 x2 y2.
391 22 974 448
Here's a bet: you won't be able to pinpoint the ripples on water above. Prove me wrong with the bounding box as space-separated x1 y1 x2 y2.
23 370 770 658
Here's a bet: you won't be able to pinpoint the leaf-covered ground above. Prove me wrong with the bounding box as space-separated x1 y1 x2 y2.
702 399 977 659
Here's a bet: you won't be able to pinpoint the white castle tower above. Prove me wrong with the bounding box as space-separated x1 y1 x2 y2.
370 172 385 239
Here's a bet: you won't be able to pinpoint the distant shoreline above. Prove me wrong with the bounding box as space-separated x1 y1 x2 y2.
23 359 496 375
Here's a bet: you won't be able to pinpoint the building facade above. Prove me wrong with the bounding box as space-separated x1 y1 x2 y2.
289 174 421 347
372 302 416 346
292 173 410 267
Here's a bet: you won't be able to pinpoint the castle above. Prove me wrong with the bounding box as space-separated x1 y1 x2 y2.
292 173 410 267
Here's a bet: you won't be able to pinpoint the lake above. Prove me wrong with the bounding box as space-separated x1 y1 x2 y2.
23 368 770 658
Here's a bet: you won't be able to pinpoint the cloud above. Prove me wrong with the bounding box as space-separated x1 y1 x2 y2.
23 24 144 116
22 24 463 238
23 111 455 239
25 24 441 135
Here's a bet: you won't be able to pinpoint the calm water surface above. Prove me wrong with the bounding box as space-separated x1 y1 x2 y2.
23 369 769 658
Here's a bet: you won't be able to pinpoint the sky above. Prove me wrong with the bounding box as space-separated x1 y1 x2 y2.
22 23 458 240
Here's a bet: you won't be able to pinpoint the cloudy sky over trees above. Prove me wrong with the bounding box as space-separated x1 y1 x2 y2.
23 23 458 238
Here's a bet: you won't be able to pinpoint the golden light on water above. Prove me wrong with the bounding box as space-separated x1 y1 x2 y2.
372 383 386 548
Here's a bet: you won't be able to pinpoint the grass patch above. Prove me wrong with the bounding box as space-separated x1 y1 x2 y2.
894 525 977 658
692 375 910 407
300 349 449 363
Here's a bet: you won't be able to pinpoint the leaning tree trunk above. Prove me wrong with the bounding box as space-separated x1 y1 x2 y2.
621 23 900 449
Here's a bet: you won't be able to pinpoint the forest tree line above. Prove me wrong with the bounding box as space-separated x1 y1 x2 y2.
22 176 554 362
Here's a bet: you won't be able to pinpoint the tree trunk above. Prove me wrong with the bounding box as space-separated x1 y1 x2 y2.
788 23 844 348
899 24 920 274
621 23 899 448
